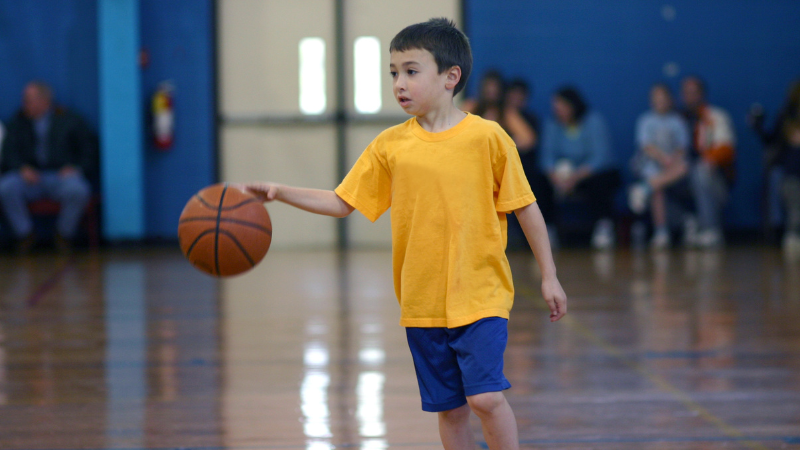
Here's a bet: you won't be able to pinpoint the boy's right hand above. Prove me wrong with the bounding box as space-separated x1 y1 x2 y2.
244 182 282 202
542 276 567 322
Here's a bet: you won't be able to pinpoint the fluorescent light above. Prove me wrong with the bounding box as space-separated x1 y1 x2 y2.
299 37 326 115
354 36 381 114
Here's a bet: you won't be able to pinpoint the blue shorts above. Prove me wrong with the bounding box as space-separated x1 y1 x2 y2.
406 317 511 412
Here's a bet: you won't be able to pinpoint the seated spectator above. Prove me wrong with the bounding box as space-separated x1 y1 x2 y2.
540 86 620 250
0 81 97 254
0 119 4 169
504 79 555 245
461 70 505 121
463 72 537 152
783 118 800 259
463 72 544 249
749 80 800 254
680 76 736 248
629 83 690 249
0 119 4 238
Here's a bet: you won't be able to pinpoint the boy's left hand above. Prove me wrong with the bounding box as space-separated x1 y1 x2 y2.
541 276 567 322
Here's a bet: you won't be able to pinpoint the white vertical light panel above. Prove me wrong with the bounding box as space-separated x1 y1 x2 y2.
353 36 381 114
299 37 327 115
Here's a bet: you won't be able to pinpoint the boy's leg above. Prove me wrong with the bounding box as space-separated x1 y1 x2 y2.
450 317 515 449
467 391 519 450
406 326 474 447
438 403 474 450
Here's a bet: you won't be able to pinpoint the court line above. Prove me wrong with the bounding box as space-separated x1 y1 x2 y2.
516 284 773 450
26 256 74 307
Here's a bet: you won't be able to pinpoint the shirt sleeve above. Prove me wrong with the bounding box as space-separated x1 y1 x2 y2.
494 145 536 213
334 142 392 222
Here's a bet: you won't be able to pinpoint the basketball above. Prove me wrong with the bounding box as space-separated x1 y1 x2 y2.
178 183 272 277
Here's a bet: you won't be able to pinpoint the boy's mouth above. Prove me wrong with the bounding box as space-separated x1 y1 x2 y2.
397 96 411 107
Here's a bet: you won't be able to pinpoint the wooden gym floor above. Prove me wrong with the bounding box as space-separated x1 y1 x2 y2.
0 245 798 449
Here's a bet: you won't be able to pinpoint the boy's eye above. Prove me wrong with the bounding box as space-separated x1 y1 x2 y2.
407 70 417 75
390 71 397 77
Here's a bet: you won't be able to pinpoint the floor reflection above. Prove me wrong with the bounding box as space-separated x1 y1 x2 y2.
301 367 332 445
356 371 386 441
104 262 146 450
0 247 798 449
0 320 6 406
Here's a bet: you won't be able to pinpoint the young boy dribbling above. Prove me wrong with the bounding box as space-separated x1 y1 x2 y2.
245 18 567 450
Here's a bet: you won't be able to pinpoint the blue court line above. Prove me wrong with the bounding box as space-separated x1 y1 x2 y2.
28 434 800 450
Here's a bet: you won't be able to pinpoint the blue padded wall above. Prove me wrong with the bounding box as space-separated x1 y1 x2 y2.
0 0 99 129
140 0 215 239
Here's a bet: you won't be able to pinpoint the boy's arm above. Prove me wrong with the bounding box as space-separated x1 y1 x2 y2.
514 201 567 322
245 182 355 218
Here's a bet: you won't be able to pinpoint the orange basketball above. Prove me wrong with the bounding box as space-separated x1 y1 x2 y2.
178 183 272 277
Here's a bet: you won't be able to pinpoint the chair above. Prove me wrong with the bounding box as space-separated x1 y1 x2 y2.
27 195 101 248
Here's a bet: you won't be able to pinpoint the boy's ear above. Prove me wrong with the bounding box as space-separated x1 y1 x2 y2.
444 66 462 91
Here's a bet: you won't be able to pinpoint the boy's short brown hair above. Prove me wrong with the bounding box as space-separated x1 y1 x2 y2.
389 18 472 96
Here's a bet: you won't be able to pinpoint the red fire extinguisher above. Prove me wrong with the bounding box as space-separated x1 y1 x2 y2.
152 81 174 150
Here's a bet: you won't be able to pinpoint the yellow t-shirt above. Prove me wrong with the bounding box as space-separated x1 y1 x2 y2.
335 113 535 328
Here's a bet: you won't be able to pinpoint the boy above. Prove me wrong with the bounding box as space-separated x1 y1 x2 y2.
246 18 567 450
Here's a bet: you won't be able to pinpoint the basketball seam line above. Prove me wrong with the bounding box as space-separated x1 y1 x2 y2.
179 217 272 236
218 229 256 267
215 184 228 276
194 194 260 211
185 229 215 259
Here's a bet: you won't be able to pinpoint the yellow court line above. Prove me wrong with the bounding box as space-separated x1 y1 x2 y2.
516 285 770 450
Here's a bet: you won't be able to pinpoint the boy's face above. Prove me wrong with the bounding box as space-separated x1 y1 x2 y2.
390 48 454 116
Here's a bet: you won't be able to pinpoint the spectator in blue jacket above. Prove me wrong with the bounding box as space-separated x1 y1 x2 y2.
540 86 620 249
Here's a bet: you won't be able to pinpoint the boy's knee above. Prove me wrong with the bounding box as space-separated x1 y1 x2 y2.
438 402 471 423
466 391 506 418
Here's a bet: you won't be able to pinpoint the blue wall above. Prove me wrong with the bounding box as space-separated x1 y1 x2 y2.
0 0 215 239
465 0 800 228
0 0 99 129
140 0 215 238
